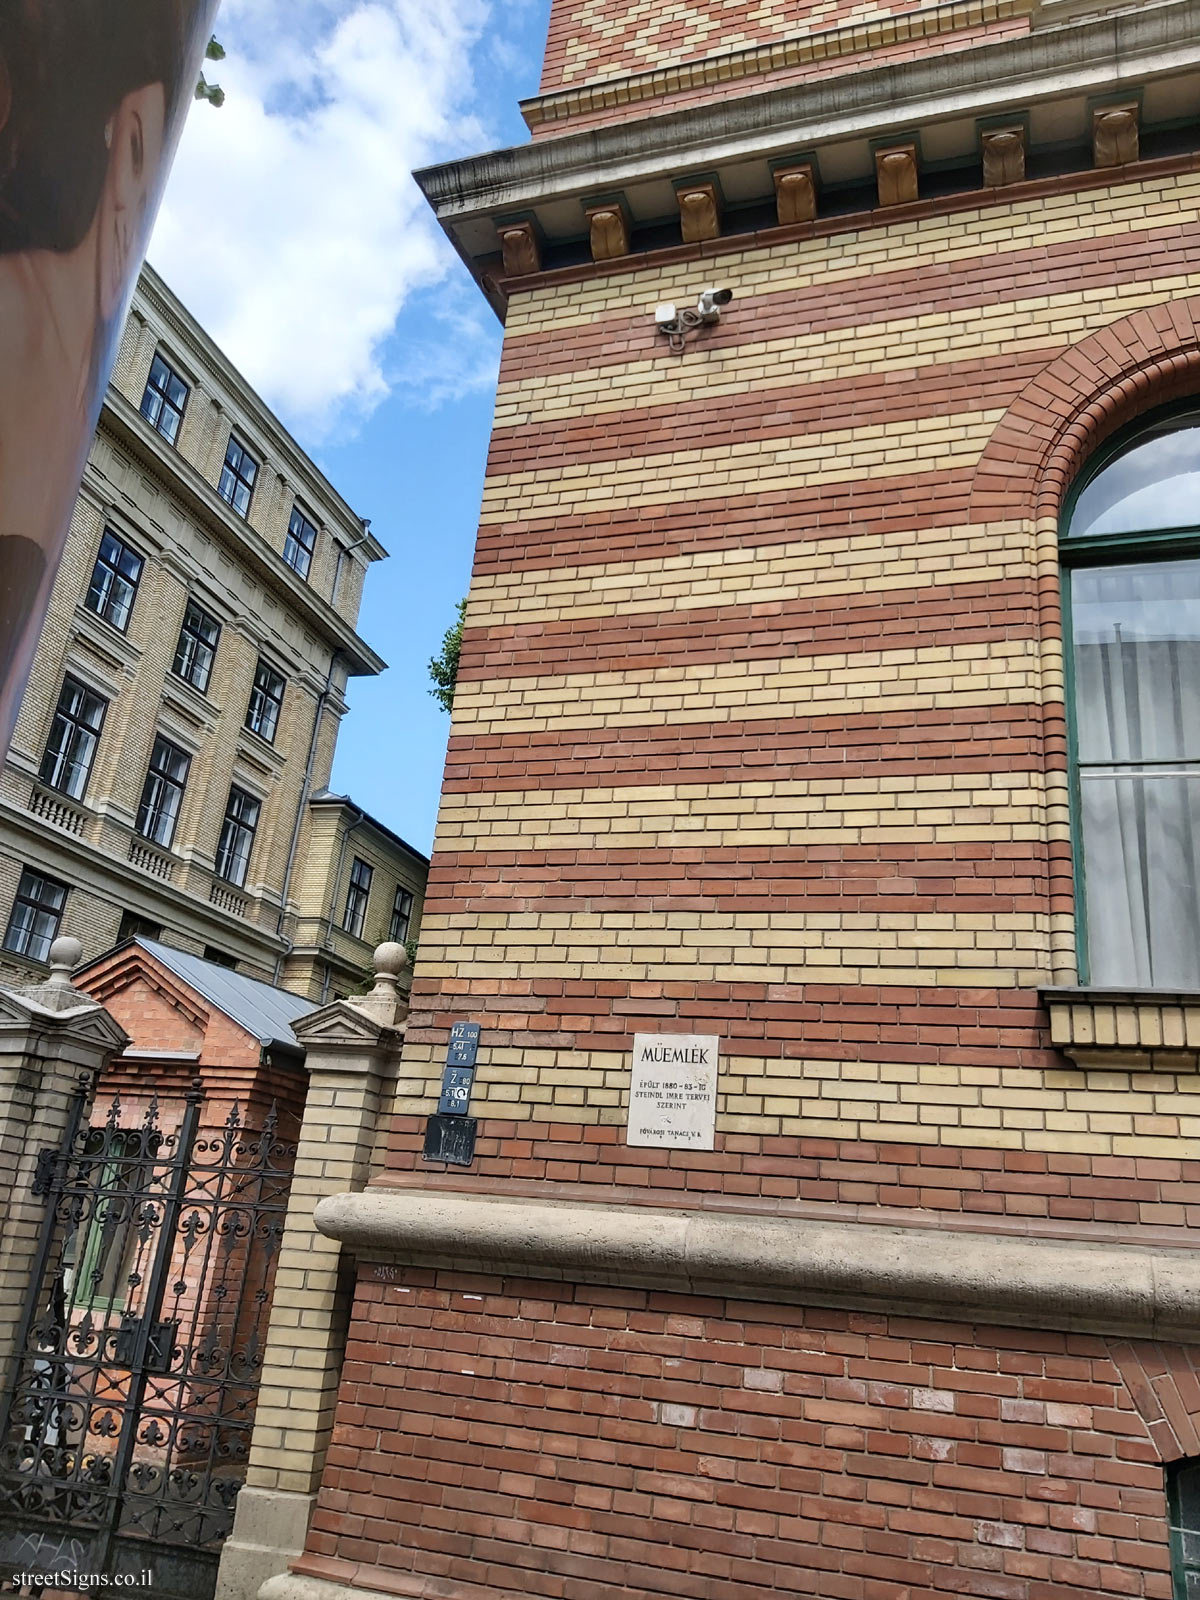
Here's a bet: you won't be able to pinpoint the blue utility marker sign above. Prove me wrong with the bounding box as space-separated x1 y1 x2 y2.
438 1066 475 1117
446 1022 481 1067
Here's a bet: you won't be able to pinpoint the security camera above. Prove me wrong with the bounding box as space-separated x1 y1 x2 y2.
696 287 734 321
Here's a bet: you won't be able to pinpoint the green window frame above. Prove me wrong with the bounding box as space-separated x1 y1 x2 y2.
1169 1458 1200 1598
64 1127 158 1313
1060 400 1200 988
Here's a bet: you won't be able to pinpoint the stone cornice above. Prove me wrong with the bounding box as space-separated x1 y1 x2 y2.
134 267 388 563
417 1 1200 223
316 1189 1200 1343
100 392 386 678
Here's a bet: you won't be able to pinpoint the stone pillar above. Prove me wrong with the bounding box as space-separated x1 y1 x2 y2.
0 938 128 1378
215 945 408 1600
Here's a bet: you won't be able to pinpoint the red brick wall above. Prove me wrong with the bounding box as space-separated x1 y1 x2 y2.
295 1269 1185 1600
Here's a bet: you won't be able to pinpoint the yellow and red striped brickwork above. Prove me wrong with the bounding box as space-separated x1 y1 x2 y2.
531 0 1030 133
379 164 1200 1226
289 11 1200 1600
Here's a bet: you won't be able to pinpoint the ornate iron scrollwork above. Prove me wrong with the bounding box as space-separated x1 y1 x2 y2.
0 1087 299 1598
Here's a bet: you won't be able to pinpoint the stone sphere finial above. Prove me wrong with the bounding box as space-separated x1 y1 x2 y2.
47 936 82 987
373 941 409 980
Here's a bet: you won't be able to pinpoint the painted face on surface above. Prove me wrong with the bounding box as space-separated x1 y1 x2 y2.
98 82 168 325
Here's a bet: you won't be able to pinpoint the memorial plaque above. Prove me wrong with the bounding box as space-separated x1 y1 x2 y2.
627 1033 719 1150
447 1021 481 1067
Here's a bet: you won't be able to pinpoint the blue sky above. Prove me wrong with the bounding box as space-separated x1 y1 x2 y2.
148 1 554 854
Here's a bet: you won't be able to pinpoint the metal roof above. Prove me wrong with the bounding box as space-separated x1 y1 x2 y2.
138 939 315 1052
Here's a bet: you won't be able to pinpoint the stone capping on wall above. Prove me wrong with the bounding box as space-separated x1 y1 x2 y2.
1044 987 1200 1072
314 1190 1200 1343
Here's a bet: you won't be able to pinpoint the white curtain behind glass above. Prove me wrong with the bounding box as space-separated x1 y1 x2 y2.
1073 559 1200 988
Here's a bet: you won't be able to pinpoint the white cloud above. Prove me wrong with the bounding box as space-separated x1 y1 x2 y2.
148 0 494 438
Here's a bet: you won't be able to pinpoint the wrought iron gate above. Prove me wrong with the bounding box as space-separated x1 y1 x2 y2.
0 1082 296 1599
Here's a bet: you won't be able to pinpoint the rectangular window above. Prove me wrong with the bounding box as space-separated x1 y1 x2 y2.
84 530 143 631
283 505 317 580
135 735 190 849
139 352 189 446
3 869 68 962
245 660 285 744
117 911 161 944
39 676 107 799
218 437 258 518
343 857 373 938
172 600 220 694
390 887 414 944
215 787 260 888
1069 557 1200 989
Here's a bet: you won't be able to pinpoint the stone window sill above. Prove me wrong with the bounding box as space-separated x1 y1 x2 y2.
1042 987 1200 1072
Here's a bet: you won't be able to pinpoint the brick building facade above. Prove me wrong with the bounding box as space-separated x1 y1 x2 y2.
251 3 1200 1599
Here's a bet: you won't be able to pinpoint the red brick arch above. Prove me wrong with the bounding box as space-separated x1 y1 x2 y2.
1109 1340 1200 1465
969 297 1200 938
969 296 1200 526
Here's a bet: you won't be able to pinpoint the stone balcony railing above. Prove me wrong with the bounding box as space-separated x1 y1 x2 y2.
210 881 249 919
127 838 175 883
27 785 88 838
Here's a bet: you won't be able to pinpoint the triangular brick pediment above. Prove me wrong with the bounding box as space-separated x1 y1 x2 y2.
77 947 211 1050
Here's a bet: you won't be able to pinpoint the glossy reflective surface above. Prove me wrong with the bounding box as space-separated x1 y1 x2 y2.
1069 414 1200 539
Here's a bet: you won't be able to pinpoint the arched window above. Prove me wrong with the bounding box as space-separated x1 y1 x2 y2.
1062 404 1200 989
1168 1457 1200 1597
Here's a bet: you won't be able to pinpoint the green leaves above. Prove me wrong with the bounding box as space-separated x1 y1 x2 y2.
196 37 225 106
428 597 467 714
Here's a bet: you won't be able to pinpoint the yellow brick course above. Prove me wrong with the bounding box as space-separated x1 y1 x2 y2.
434 771 1045 852
468 523 1029 627
393 1040 1200 1159
479 412 1005 524
414 906 1050 988
452 639 1038 736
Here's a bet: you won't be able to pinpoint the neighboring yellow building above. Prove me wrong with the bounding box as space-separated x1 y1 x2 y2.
280 789 428 1002
0 266 424 989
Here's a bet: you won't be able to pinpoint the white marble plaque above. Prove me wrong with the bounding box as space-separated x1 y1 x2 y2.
627 1033 719 1149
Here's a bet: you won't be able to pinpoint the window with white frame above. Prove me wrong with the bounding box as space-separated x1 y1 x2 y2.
344 857 372 938
39 677 106 800
135 735 190 849
3 869 68 962
215 787 260 888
